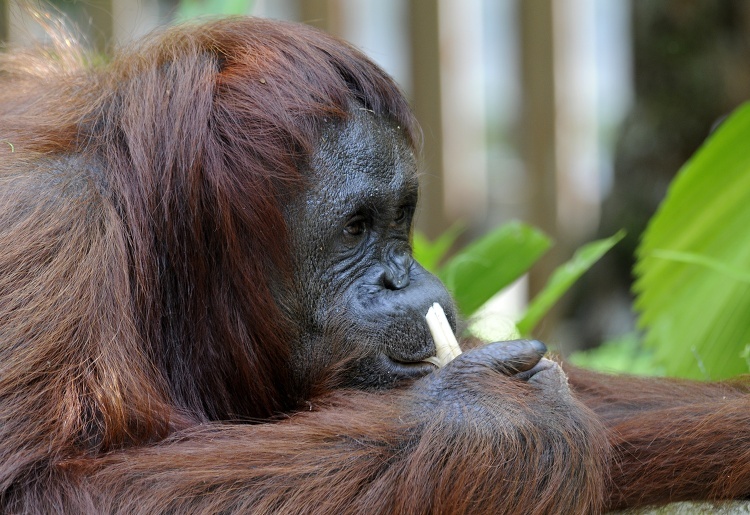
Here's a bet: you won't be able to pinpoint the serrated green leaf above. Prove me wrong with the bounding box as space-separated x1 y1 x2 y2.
437 221 552 317
635 102 750 380
517 231 625 336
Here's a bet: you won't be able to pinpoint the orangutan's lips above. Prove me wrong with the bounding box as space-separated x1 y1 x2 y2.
422 303 462 367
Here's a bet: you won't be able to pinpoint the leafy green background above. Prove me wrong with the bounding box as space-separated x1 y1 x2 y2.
416 102 750 380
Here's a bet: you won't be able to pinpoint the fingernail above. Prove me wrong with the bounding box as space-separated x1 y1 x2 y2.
528 339 547 355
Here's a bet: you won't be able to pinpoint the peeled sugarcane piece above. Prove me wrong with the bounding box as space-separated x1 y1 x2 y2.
423 303 462 367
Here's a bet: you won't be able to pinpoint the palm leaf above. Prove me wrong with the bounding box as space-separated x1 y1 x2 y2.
634 102 750 379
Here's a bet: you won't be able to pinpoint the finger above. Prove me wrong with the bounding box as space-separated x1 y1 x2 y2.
477 339 547 374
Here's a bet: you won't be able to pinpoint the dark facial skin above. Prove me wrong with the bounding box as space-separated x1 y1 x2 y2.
285 109 457 389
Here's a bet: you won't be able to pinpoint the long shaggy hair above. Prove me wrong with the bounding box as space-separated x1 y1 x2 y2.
0 14 416 465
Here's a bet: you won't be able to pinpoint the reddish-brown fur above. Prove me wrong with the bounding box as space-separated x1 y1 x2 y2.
0 16 748 514
567 366 750 509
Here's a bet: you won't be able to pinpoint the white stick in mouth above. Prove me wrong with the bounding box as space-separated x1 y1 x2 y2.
423 303 462 367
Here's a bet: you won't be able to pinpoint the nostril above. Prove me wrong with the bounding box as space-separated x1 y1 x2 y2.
383 268 410 290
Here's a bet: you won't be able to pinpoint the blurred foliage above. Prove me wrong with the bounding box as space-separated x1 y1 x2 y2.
424 221 551 317
419 102 750 380
568 333 664 376
176 0 254 20
414 223 621 337
517 231 624 336
412 224 465 273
